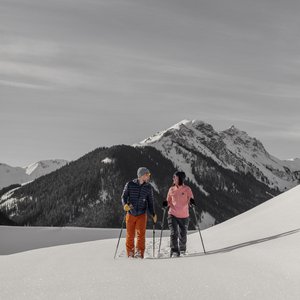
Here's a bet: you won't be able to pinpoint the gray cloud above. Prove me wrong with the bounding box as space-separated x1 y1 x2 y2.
1 0 300 166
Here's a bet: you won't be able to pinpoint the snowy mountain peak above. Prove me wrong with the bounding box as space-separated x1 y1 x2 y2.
221 126 267 155
169 119 191 130
191 120 214 131
137 120 300 191
222 125 253 141
169 119 215 133
223 125 248 137
139 120 191 144
139 119 217 145
25 159 68 176
0 159 68 189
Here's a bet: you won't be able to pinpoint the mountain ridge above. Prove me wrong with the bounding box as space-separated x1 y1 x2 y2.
136 119 300 191
0 145 278 228
1 120 298 228
0 159 68 189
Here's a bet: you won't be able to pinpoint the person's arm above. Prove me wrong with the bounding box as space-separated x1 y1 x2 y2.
122 182 135 212
167 188 173 205
122 182 134 212
188 188 195 206
121 182 130 206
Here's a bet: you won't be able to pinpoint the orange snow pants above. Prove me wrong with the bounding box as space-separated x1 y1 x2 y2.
125 213 147 258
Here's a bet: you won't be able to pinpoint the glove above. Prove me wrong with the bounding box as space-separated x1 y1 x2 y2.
162 201 168 207
152 213 157 224
123 203 132 212
190 198 196 206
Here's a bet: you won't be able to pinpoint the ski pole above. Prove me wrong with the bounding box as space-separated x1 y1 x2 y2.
191 205 206 254
114 214 126 259
153 222 155 258
158 207 167 258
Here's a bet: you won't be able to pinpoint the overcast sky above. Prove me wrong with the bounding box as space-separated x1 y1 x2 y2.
1 0 300 167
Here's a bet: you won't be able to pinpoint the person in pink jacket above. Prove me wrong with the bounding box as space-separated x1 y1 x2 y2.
163 171 195 257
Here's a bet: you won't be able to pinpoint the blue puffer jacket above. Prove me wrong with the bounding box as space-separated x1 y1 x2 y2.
121 179 155 216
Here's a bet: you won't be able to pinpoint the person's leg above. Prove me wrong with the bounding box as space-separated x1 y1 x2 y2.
135 213 147 258
167 215 179 256
126 213 136 257
178 217 189 253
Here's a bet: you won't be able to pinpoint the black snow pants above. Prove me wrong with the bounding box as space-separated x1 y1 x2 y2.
167 214 189 253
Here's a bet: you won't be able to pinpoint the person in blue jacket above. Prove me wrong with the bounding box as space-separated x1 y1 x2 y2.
121 167 157 258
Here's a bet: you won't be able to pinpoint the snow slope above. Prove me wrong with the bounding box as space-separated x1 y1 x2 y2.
0 185 300 299
0 159 68 189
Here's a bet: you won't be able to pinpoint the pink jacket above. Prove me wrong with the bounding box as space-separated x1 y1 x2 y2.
167 184 194 218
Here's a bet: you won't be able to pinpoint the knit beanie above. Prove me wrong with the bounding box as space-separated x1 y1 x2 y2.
137 167 150 178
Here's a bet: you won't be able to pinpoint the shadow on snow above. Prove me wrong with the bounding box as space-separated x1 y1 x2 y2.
151 228 300 260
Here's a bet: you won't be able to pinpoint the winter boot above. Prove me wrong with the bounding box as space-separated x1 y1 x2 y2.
170 250 180 258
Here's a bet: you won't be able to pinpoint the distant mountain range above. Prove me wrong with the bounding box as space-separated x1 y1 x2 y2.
0 120 299 228
0 160 69 189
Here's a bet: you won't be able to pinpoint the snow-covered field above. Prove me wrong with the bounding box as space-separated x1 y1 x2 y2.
1 185 300 299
